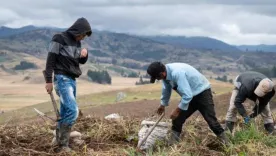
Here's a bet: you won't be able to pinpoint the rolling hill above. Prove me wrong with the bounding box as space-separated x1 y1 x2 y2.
237 44 276 53
0 25 38 37
1 26 276 78
144 35 241 52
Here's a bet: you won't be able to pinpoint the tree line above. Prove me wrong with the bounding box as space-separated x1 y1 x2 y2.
87 70 111 84
252 66 276 78
13 61 37 70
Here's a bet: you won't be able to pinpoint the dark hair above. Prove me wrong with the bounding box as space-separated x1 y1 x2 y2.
86 30 92 37
147 62 166 83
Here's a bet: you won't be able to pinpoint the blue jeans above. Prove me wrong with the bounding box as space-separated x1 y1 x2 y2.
54 74 78 128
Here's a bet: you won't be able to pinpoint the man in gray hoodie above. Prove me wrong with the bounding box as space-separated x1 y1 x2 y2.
225 71 275 134
45 17 92 152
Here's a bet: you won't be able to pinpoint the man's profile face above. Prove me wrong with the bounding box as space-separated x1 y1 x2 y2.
156 72 166 80
76 34 86 41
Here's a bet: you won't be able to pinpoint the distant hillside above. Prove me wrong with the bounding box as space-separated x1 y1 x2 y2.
0 25 38 37
144 36 241 52
1 26 276 75
237 44 276 53
0 29 56 57
0 25 67 38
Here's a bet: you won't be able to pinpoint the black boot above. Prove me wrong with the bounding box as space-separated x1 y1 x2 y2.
264 123 275 134
217 132 230 146
168 130 181 145
225 121 235 133
55 124 72 153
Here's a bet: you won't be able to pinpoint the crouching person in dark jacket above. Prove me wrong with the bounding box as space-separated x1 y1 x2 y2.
147 62 229 145
225 71 275 134
45 17 92 153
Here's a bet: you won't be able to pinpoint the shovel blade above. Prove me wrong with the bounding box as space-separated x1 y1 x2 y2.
34 108 45 116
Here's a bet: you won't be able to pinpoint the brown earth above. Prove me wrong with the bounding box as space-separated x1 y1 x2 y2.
0 115 226 156
81 92 233 120
2 92 276 156
82 92 276 120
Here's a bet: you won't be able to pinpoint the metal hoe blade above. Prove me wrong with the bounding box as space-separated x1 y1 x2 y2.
34 108 56 122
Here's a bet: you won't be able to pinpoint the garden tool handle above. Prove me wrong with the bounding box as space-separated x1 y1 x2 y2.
137 112 165 149
42 70 60 121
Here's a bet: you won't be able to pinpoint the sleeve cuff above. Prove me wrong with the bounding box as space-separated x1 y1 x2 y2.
46 77 53 83
161 101 169 106
178 103 189 110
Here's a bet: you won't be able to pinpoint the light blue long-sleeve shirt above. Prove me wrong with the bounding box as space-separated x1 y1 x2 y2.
160 63 210 110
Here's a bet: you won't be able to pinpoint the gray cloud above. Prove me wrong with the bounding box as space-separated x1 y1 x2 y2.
1 0 276 44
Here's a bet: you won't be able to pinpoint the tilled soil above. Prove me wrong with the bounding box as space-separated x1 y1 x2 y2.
1 92 276 155
82 92 233 119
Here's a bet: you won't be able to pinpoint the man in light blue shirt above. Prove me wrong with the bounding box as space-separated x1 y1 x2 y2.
147 62 228 145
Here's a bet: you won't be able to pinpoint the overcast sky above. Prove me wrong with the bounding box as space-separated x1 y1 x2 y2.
1 0 276 45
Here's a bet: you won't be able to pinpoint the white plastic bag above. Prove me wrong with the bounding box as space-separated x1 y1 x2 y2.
138 120 170 151
104 113 122 121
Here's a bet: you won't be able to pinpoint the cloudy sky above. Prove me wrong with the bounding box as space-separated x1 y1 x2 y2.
1 0 276 45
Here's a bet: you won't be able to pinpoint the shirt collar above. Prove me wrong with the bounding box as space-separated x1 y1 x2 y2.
165 65 172 81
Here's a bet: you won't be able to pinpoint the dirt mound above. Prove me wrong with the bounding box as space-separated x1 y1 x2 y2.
0 116 139 156
2 113 276 155
2 92 276 155
0 115 226 156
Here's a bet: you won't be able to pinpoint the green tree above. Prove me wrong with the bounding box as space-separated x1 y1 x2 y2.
222 75 227 82
111 58 117 65
128 72 139 78
272 66 276 77
87 70 112 84
14 61 37 70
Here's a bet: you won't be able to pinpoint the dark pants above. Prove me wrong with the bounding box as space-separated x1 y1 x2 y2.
172 89 224 136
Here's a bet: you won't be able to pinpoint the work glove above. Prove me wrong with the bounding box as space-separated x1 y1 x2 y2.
244 116 251 124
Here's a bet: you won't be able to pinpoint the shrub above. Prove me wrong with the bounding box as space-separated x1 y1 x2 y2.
87 70 112 84
13 61 37 70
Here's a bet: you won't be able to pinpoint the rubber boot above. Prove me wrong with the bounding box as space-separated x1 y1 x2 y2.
225 121 235 133
52 127 60 146
264 123 275 134
54 124 72 153
168 130 181 145
217 132 230 146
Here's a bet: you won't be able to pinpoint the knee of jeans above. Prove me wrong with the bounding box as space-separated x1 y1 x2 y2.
75 107 79 120
69 107 78 120
63 110 78 126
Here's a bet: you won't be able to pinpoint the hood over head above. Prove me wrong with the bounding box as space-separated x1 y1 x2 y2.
66 17 92 37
